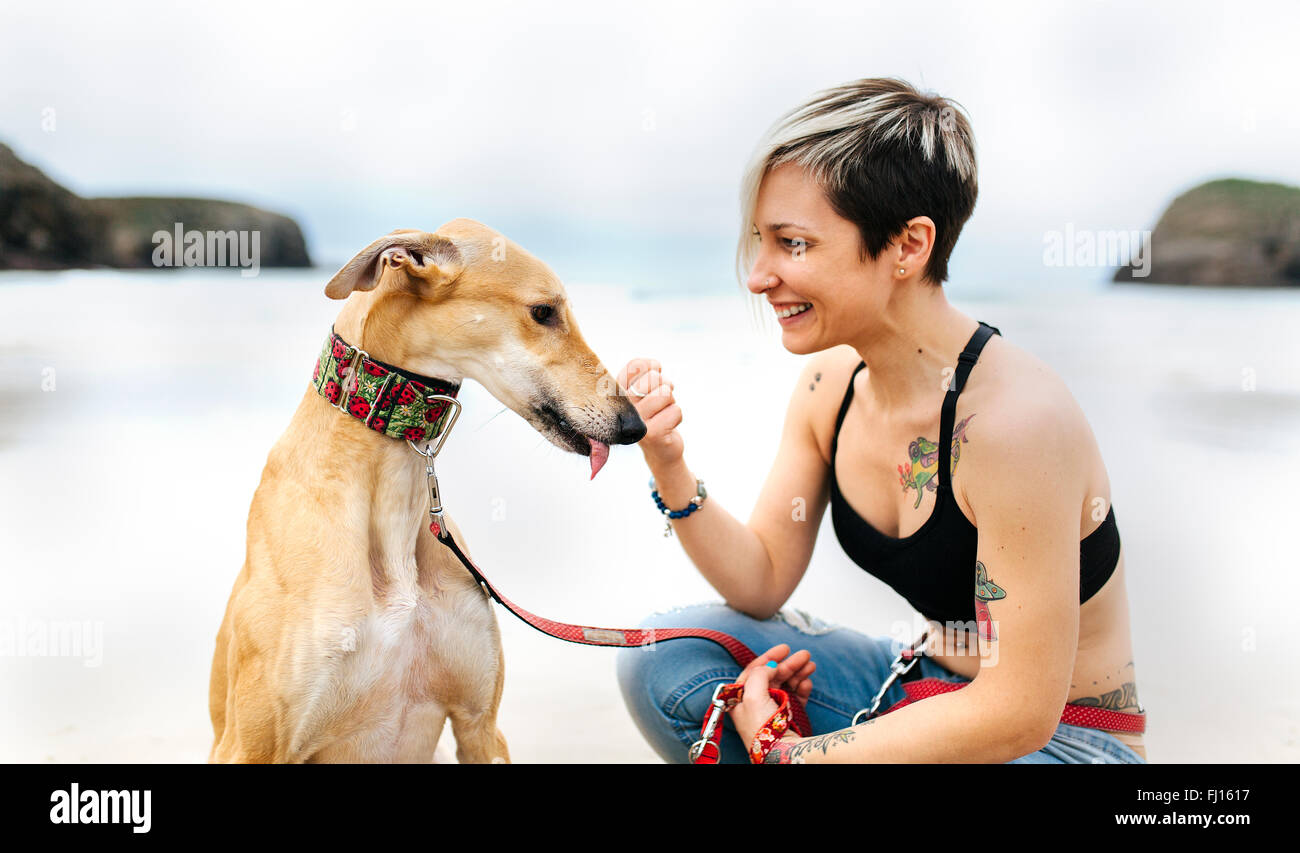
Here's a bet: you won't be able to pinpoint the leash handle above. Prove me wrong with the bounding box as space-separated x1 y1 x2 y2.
689 683 803 764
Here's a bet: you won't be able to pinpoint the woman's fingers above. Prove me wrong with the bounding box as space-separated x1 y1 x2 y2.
772 648 809 681
620 359 669 398
737 644 789 686
629 370 674 403
622 359 686 467
785 660 816 702
762 647 815 700
618 358 660 391
619 361 676 425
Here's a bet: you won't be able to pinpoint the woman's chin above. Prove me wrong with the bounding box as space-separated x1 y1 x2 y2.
778 310 817 352
779 331 819 355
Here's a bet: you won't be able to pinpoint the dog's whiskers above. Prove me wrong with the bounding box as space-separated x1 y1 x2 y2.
474 405 510 432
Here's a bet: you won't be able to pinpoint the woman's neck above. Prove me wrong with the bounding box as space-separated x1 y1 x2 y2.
847 284 978 416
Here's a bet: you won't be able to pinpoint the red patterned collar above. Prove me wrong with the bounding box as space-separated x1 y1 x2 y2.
310 326 461 446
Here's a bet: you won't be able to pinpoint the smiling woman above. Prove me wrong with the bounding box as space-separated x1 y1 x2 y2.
615 78 1146 764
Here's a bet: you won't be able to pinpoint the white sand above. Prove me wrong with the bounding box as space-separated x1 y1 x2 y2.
1 270 1296 762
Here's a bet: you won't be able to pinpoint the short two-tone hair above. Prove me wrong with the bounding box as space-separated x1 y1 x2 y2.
737 77 979 288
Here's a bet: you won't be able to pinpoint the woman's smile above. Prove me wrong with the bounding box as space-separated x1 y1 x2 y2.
776 301 814 325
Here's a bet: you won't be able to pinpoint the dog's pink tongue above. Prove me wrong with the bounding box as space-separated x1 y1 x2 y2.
588 438 610 480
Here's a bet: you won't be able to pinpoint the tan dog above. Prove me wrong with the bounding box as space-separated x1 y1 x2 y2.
208 219 645 763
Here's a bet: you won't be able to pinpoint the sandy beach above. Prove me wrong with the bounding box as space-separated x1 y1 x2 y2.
0 269 1296 763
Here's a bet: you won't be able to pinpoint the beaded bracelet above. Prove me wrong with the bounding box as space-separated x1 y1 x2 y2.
648 476 707 538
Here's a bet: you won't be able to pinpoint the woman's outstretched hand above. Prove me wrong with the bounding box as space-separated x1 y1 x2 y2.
618 358 683 470
727 643 816 750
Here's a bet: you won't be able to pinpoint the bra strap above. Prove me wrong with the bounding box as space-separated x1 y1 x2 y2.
830 360 868 462
937 321 1000 492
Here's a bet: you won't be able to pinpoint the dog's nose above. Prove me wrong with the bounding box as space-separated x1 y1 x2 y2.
615 406 647 444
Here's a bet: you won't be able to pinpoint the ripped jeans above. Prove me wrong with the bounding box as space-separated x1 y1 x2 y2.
615 602 1147 764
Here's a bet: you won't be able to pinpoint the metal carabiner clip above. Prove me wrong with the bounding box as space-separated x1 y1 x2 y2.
851 630 929 726
688 682 730 763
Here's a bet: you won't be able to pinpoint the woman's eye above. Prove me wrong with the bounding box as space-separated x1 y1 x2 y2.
531 305 554 324
781 237 806 251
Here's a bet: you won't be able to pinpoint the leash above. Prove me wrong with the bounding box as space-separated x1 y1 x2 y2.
427 485 815 746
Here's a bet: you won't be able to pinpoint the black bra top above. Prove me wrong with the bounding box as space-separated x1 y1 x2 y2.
828 320 1122 626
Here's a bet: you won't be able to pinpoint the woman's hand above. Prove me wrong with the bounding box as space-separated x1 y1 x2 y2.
618 358 683 470
727 643 816 751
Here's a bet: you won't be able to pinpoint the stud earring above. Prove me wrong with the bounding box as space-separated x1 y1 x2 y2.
898 268 906 275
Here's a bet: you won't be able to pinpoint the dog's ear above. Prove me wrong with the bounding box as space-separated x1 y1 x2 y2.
324 230 464 299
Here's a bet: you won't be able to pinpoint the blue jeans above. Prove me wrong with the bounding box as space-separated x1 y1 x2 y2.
615 602 1147 764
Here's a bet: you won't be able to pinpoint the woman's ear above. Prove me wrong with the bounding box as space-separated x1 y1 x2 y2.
324 229 464 299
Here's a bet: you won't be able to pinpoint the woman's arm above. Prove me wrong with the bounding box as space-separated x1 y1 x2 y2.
743 393 1087 762
623 352 838 620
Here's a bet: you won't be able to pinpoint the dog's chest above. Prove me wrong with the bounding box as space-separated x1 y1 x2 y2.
334 585 497 710
340 593 442 699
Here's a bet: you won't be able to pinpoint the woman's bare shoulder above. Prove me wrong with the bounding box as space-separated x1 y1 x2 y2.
797 345 865 462
807 344 866 385
973 334 1086 429
962 334 1102 498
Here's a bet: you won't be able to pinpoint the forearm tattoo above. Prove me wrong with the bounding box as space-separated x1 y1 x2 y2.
763 728 863 764
897 414 975 509
974 560 1007 642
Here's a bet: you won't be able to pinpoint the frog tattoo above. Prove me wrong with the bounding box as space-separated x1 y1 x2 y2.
896 413 976 508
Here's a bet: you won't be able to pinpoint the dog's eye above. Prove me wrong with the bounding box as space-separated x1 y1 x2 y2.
530 305 555 325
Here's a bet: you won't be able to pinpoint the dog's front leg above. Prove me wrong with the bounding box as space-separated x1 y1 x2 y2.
419 515 511 764
449 709 511 764
447 619 511 764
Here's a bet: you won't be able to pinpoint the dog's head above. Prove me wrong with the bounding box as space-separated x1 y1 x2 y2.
324 219 645 478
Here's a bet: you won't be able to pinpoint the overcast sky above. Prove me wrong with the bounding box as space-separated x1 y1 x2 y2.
2 0 1297 292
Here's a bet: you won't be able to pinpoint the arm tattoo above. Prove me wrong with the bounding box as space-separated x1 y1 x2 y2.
897 413 975 509
763 728 863 764
974 560 1007 642
809 371 822 391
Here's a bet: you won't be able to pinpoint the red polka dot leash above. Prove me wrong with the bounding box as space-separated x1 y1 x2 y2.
431 518 815 747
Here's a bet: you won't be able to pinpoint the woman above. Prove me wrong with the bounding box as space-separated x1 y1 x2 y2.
614 78 1146 764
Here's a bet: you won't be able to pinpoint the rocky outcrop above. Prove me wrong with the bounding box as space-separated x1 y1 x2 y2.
0 142 311 270
1114 178 1300 287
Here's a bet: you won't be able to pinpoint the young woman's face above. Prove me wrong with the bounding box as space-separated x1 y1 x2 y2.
746 161 892 353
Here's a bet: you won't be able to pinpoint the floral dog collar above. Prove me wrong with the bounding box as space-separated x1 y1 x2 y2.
311 326 461 444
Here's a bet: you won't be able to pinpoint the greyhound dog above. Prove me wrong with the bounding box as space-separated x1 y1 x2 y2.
207 219 646 763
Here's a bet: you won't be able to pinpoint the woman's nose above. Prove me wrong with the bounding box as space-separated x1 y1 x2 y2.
746 266 777 295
